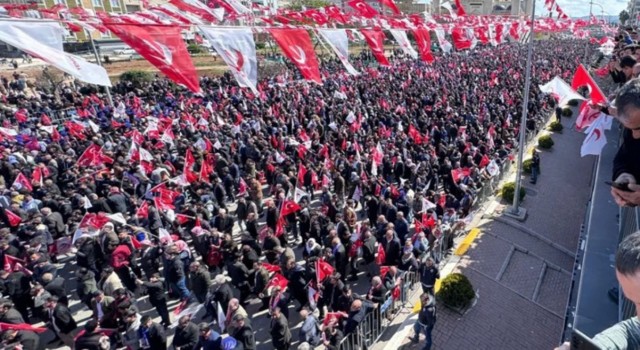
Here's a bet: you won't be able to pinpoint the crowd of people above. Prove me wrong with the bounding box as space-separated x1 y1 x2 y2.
0 37 584 350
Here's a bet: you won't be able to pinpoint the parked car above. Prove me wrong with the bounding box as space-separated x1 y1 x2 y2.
113 48 136 55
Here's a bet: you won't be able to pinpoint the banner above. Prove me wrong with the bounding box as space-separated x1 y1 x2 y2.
199 26 258 93
412 27 434 63
361 29 389 66
269 28 322 84
104 23 200 93
317 29 359 76
389 29 417 59
434 28 452 54
0 20 64 51
0 22 111 86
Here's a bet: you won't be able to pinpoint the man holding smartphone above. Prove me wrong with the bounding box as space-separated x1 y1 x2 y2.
608 79 640 207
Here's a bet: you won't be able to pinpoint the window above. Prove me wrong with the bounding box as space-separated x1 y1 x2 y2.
53 0 66 5
92 0 103 8
100 30 111 39
110 0 120 8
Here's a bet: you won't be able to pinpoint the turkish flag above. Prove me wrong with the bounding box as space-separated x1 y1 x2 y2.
280 199 302 217
269 28 322 84
316 259 335 282
380 265 390 279
4 210 21 227
571 64 607 106
79 213 110 230
76 144 112 167
136 201 149 218
263 263 282 273
11 173 32 192
297 163 307 184
347 0 378 18
154 196 175 211
576 102 603 131
408 124 423 144
3 254 24 271
266 273 289 292
361 29 389 66
454 0 467 16
104 23 200 93
412 27 434 63
175 214 193 225
452 26 476 50
0 322 47 333
169 0 217 22
379 0 400 15
479 154 490 168
200 154 214 183
41 113 52 125
325 5 348 24
322 312 344 326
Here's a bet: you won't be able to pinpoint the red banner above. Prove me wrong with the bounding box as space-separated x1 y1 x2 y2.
412 27 434 63
104 23 200 93
269 28 322 84
361 29 389 66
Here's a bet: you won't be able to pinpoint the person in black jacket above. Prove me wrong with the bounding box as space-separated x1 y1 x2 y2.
410 293 437 350
42 273 68 305
138 315 166 350
330 238 348 279
74 320 110 350
419 258 440 296
45 295 77 348
227 253 251 304
0 300 24 324
207 275 233 321
231 314 255 350
269 307 292 350
76 235 101 277
173 315 199 350
610 79 640 207
136 273 171 326
1 328 39 350
0 270 30 322
188 262 212 303
165 247 191 301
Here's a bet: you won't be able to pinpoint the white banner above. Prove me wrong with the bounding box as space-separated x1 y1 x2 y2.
317 29 359 76
0 20 64 51
0 22 111 86
389 29 418 59
199 26 258 94
434 28 452 54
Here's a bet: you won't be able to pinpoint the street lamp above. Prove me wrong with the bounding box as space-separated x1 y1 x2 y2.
507 0 536 220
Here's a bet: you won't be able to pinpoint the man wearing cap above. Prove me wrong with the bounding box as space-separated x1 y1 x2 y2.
231 313 255 350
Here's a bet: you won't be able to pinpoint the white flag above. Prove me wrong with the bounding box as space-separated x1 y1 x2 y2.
217 302 226 333
82 196 93 209
487 160 500 177
294 187 309 203
389 30 418 59
107 213 127 225
158 227 173 243
317 29 359 76
434 28 453 54
539 76 585 106
221 0 251 14
581 118 607 157
88 120 100 133
199 27 258 94
440 2 458 20
0 20 64 50
0 22 110 86
352 185 363 202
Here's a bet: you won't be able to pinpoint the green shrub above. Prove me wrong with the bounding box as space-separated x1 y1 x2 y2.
501 181 526 203
120 70 152 85
187 44 203 54
566 99 580 107
437 273 475 309
256 42 266 50
523 159 533 174
548 121 563 132
561 107 573 117
538 135 554 149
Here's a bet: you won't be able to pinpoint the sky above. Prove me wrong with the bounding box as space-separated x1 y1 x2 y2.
534 0 628 18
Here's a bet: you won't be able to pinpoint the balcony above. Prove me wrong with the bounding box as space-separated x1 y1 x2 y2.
563 122 637 340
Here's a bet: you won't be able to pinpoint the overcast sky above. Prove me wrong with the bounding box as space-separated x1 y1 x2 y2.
534 0 628 18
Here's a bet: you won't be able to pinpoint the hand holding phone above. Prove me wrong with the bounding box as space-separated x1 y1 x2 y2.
605 181 632 192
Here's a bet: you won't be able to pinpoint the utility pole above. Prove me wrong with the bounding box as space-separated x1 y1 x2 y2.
507 0 536 221
89 34 114 108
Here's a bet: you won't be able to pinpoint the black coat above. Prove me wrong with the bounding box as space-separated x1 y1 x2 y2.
142 280 166 304
270 314 291 348
232 325 256 350
44 276 68 304
49 304 77 334
74 331 106 350
14 330 39 350
613 128 640 181
173 321 199 350
44 212 65 237
0 308 24 324
212 283 234 312
107 193 129 214
142 322 167 350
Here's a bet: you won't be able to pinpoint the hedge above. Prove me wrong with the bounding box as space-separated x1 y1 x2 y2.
501 181 526 203
437 273 475 309
548 121 563 132
538 135 554 149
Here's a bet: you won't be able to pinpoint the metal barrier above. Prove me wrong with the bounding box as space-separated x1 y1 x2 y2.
618 206 640 321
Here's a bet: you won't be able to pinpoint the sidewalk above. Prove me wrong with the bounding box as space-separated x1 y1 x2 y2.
377 112 596 350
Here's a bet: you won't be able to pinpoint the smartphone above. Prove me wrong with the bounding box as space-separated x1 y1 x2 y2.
570 329 602 350
605 181 632 192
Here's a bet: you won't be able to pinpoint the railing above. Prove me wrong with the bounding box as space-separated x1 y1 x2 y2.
339 272 421 350
618 206 640 321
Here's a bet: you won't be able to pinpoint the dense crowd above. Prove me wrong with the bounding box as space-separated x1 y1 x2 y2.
0 38 583 350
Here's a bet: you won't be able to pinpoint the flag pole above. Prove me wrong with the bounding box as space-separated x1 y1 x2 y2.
508 0 536 221
88 34 115 108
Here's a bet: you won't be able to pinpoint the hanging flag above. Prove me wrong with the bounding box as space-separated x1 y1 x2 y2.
361 29 389 66
379 0 400 14
11 173 32 192
169 0 219 22
539 76 585 106
576 103 604 131
199 26 258 94
104 23 200 93
389 30 417 59
454 0 467 16
412 27 435 63
581 116 607 157
347 0 378 18
269 28 322 84
0 22 110 86
452 26 477 50
571 64 607 106
440 1 458 20
317 29 359 76
434 28 452 54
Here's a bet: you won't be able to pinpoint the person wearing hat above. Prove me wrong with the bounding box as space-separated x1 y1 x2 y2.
193 322 222 350
230 314 256 350
136 273 171 327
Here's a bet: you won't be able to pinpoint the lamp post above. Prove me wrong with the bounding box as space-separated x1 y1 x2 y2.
507 0 536 220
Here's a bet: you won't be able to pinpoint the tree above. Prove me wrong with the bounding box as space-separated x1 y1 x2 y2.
620 10 630 25
285 0 331 11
